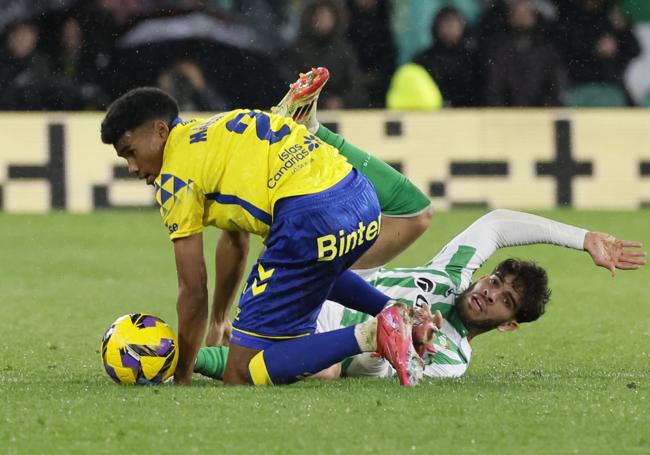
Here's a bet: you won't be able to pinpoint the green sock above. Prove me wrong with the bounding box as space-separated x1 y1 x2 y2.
194 346 229 380
316 124 430 216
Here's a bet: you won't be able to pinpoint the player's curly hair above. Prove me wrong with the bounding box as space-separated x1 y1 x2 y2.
493 258 551 323
101 87 179 145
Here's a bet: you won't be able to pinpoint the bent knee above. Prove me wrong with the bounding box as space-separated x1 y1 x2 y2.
404 206 432 237
415 206 433 232
223 344 260 385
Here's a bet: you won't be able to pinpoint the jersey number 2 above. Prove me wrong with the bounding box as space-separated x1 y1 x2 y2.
225 111 290 145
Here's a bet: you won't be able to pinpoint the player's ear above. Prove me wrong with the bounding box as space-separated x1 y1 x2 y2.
153 119 170 140
496 320 519 333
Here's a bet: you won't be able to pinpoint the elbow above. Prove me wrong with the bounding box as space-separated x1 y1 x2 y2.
177 291 208 309
487 208 509 216
474 209 515 235
483 208 514 221
177 283 209 321
178 284 208 305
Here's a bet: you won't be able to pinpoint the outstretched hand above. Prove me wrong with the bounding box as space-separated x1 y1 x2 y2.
584 232 646 276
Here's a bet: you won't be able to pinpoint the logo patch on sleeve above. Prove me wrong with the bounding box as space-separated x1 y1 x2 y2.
154 174 194 216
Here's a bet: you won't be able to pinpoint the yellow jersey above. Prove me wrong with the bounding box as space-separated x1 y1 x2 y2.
154 110 352 240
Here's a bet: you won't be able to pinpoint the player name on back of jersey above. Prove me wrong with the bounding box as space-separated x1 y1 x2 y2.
317 218 381 261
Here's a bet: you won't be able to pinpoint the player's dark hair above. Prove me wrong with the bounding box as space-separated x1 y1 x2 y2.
493 258 550 323
100 87 179 145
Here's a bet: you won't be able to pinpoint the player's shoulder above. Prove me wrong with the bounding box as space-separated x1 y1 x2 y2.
174 111 246 135
162 119 208 171
168 113 240 154
173 117 203 131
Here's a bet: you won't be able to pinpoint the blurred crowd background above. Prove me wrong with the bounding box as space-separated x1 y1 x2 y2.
1 0 649 111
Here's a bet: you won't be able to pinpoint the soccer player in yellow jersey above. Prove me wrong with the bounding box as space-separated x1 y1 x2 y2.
100 87 428 386
204 68 434 349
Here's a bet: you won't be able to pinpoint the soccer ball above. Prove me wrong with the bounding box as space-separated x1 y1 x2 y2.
101 313 178 385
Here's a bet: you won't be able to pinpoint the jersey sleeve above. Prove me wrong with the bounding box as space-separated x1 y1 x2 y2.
156 174 205 240
426 209 588 292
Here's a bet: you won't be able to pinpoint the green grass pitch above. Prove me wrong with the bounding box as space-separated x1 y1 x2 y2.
0 209 648 454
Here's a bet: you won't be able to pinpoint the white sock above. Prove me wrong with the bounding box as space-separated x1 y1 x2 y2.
307 121 319 134
354 317 378 352
306 102 319 134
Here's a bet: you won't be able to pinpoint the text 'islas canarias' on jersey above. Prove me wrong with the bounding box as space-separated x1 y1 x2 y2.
268 135 322 189
317 216 381 261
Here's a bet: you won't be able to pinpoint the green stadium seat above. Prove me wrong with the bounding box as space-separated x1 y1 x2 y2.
566 83 628 107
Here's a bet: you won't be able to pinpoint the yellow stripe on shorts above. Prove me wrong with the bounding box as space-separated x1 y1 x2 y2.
232 327 310 340
249 351 273 386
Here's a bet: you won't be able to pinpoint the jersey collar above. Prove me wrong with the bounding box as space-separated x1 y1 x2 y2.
431 302 470 338
446 307 469 338
169 117 183 131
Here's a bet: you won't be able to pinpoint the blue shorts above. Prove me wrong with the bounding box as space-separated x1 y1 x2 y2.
230 170 381 350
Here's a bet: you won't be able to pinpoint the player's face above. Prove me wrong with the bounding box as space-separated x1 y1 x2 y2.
457 273 522 331
114 120 169 186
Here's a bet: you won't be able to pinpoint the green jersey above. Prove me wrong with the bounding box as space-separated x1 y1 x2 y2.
317 209 587 378
318 242 474 378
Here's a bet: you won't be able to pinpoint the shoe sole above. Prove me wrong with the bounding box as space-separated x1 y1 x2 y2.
272 67 330 121
376 304 423 386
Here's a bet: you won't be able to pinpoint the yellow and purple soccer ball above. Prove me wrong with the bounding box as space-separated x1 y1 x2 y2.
101 313 178 385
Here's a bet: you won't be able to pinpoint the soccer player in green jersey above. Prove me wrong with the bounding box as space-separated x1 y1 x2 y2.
195 209 645 382
196 68 645 381
193 68 645 383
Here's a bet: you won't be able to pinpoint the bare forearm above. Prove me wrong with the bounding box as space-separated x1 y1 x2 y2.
212 231 249 322
175 287 208 383
172 233 208 384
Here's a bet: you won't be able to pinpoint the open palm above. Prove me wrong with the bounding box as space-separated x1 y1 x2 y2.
584 232 646 276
